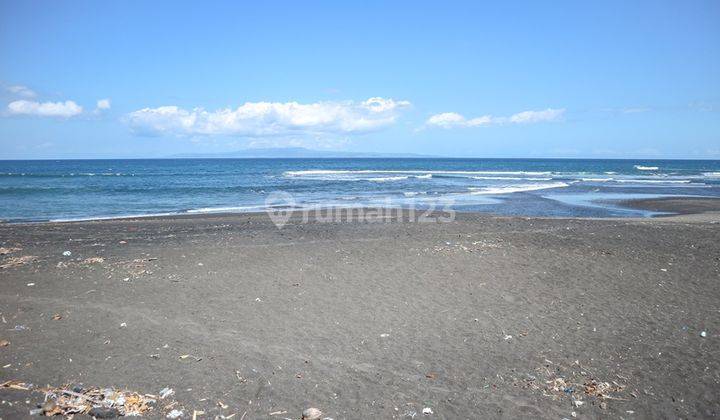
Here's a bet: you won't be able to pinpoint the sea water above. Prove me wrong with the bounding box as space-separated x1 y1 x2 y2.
0 158 719 222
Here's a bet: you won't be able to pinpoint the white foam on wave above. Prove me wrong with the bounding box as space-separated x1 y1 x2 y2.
581 178 613 182
472 176 553 181
284 169 553 177
468 182 569 195
186 205 269 214
703 172 720 178
50 212 178 223
368 176 409 182
615 179 691 184
634 165 659 171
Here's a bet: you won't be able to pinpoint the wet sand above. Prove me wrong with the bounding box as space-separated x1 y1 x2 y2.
0 205 719 418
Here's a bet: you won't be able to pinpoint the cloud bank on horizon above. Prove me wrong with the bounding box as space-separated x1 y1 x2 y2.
124 97 411 137
425 108 565 129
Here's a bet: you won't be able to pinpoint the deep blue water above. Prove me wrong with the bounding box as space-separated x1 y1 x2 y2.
1 158 719 222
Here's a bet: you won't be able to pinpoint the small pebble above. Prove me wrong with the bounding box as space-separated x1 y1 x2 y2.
302 407 322 420
700 331 707 338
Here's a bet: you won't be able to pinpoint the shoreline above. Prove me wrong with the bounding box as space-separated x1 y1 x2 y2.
2 196 720 226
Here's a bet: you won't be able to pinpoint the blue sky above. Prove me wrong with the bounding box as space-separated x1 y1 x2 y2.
1 0 718 159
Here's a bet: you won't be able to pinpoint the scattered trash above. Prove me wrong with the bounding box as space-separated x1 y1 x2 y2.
11 325 27 331
217 400 228 409
503 335 513 340
82 256 105 265
0 255 38 269
159 387 174 399
0 339 9 347
422 407 433 415
52 314 62 321
2 382 160 416
62 251 72 256
26 282 35 287
302 407 323 420
700 331 707 338
120 322 127 328
178 354 202 362
524 359 630 410
1 380 32 390
269 410 287 415
380 333 390 338
167 409 184 418
0 246 22 255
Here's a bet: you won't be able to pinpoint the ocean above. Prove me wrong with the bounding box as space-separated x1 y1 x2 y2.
1 158 719 222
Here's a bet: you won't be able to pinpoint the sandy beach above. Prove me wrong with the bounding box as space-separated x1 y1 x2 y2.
1 201 719 419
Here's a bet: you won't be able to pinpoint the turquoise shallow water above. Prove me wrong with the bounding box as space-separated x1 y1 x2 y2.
0 158 719 222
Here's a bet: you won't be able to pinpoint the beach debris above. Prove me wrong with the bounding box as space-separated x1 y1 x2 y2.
0 339 9 347
503 334 513 340
2 382 160 416
422 407 433 415
380 333 390 338
1 380 32 390
52 313 62 320
167 409 184 418
11 325 28 331
83 256 105 265
523 359 630 409
0 246 22 255
302 407 323 420
700 331 707 338
62 251 72 256
178 354 202 362
120 322 127 327
192 410 205 419
0 255 38 269
159 387 174 399
27 282 35 287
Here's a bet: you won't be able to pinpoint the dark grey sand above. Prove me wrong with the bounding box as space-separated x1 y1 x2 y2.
1 202 719 419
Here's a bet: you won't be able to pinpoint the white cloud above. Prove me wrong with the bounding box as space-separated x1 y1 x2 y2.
426 108 565 128
124 97 410 137
508 108 565 124
7 100 83 118
6 85 36 98
96 98 111 110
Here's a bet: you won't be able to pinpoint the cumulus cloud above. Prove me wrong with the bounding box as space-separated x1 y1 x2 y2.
7 100 83 118
124 97 411 137
6 85 36 98
425 108 565 128
96 98 111 110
